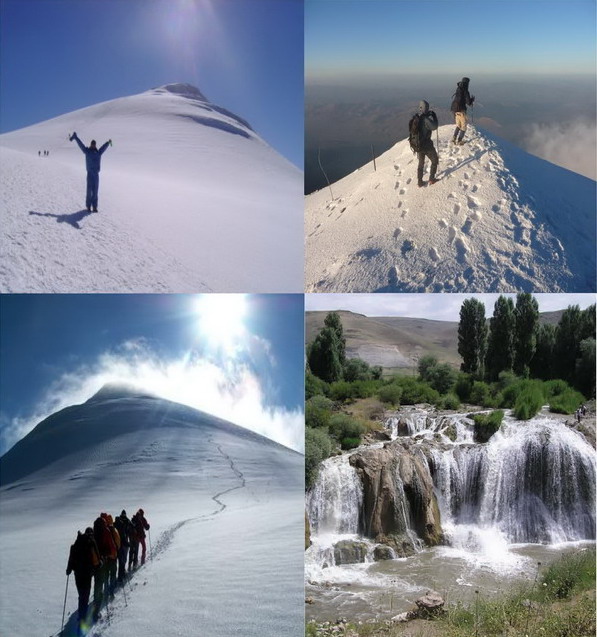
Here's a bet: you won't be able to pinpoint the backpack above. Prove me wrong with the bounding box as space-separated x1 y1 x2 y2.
408 114 422 153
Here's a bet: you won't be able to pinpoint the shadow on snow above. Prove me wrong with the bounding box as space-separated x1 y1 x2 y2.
29 209 94 230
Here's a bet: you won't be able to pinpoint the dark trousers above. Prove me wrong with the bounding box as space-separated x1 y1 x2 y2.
106 558 117 597
86 172 99 209
417 146 438 183
129 542 139 569
93 563 107 619
117 545 129 581
140 536 147 564
74 571 92 626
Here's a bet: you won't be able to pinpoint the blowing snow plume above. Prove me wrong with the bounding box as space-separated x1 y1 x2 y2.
0 386 304 637
306 125 596 293
0 84 302 293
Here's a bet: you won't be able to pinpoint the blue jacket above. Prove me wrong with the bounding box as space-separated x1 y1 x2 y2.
72 134 109 174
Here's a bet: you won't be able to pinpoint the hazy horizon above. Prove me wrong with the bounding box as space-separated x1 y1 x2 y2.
305 73 596 193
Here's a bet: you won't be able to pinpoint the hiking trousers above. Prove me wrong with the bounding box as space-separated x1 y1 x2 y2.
74 571 92 625
117 545 128 581
417 145 438 183
140 536 147 564
454 112 467 141
86 172 99 209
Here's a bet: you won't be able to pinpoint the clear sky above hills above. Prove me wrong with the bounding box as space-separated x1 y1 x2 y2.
0 294 305 454
306 0 596 78
0 0 303 167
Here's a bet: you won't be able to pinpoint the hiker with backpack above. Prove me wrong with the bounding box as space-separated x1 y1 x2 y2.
135 509 151 564
66 528 101 635
93 514 117 616
114 510 132 583
104 514 121 596
409 101 439 188
69 132 112 212
450 77 475 145
128 513 140 570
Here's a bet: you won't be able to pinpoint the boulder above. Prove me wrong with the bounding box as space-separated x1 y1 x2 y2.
415 591 445 618
373 545 394 561
350 441 443 547
333 539 368 565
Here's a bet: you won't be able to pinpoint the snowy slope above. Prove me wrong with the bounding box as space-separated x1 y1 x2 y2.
305 125 596 293
0 384 304 637
0 84 303 292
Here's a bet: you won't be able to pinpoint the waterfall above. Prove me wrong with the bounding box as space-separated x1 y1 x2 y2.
307 453 363 535
429 416 596 544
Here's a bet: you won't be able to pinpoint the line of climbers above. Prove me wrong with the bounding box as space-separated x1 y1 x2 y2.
408 76 476 188
66 509 150 635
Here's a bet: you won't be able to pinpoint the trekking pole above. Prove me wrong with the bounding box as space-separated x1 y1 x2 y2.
370 143 377 172
60 574 70 636
317 146 334 201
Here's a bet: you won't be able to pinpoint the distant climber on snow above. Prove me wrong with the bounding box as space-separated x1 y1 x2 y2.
69 132 111 212
408 100 439 188
450 77 475 145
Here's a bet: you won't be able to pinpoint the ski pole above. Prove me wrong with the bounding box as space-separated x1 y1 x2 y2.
60 574 70 635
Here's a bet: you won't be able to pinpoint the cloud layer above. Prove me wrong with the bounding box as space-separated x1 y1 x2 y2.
1 340 304 455
524 119 597 180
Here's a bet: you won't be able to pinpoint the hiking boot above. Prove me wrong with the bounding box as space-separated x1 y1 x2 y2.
428 178 439 185
418 180 426 188
457 139 465 146
92 207 98 212
86 206 91 212
451 137 457 144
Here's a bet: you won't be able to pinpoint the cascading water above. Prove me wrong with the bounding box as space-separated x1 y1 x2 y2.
306 407 596 620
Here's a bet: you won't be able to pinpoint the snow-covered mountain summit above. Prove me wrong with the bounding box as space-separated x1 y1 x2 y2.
306 125 595 293
0 385 303 636
0 84 302 293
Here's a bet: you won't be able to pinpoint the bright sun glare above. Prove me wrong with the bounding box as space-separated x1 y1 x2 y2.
194 294 248 354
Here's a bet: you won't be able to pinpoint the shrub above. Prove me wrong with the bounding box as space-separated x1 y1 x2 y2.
396 377 440 405
538 548 596 600
473 410 504 442
350 379 382 399
328 381 354 403
328 413 365 443
343 357 372 382
543 378 570 397
305 427 332 489
305 395 333 430
439 393 461 410
514 385 544 420
341 437 361 450
305 372 329 400
549 388 586 414
378 383 402 406
470 381 492 407
496 370 518 390
454 373 472 402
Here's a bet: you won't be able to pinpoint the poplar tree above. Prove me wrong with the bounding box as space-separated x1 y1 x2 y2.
485 295 515 381
458 298 487 376
513 293 539 377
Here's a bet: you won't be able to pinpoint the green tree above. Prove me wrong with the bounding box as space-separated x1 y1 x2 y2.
513 293 539 377
418 355 439 379
485 295 515 381
580 304 596 341
308 327 343 383
530 323 556 380
554 305 583 383
343 357 372 382
458 298 487 376
305 427 333 489
575 338 596 398
324 312 346 366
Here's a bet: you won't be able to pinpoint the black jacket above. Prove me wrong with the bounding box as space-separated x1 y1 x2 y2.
451 82 474 113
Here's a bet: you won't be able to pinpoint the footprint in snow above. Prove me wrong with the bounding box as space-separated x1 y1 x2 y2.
394 181 400 190
374 183 381 190
455 237 469 264
401 208 408 218
448 226 457 243
492 204 500 213
397 201 403 209
462 217 474 234
399 188 406 195
394 164 400 172
448 192 456 199
466 196 480 210
401 239 415 257
470 184 478 193
393 228 403 239
453 203 461 215
388 266 399 287
406 177 412 185
429 247 440 262
438 218 448 228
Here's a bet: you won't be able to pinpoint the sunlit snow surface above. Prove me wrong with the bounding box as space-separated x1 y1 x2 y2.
305 125 596 292
0 84 303 293
0 389 304 636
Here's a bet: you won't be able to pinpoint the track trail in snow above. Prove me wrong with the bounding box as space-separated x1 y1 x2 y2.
52 436 248 637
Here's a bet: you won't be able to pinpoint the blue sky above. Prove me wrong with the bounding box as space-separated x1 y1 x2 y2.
0 0 303 167
306 0 596 78
0 294 305 454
